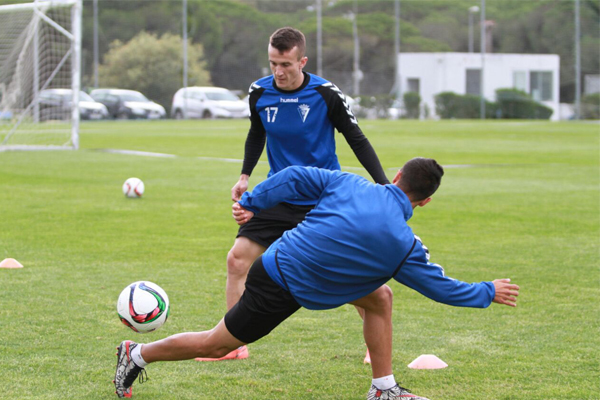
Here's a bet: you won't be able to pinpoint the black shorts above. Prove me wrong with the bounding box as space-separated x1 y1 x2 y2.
224 256 301 344
237 202 315 248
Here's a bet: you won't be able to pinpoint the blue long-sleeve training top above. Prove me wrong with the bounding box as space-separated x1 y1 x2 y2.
241 72 390 199
238 166 495 310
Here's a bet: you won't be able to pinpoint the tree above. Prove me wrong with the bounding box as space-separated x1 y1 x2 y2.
298 11 445 96
98 32 211 112
494 0 599 102
81 0 182 88
187 1 277 91
82 0 598 104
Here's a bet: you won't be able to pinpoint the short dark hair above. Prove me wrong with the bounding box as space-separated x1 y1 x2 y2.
399 158 444 201
269 27 306 59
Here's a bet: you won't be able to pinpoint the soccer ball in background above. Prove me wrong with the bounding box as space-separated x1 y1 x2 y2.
117 281 170 333
122 177 144 198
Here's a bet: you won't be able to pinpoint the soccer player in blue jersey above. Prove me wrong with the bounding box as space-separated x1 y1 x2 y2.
216 27 390 361
114 158 520 400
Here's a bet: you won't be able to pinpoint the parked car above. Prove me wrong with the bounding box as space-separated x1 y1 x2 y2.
0 110 12 121
387 99 402 120
171 86 249 119
90 89 166 120
351 96 402 120
37 89 109 121
0 92 11 121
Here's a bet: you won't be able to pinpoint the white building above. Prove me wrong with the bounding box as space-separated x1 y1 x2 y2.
398 52 560 120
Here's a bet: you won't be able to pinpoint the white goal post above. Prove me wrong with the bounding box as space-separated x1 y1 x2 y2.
0 0 82 152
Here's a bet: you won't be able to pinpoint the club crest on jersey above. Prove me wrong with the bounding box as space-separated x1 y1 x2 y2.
298 104 310 123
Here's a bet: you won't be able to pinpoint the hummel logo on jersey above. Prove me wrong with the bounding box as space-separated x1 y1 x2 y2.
280 98 298 103
298 104 310 123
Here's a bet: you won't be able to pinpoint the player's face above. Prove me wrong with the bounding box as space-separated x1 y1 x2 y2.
268 45 307 91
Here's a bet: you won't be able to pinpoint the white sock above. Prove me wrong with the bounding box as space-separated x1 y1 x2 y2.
372 374 396 390
130 344 148 368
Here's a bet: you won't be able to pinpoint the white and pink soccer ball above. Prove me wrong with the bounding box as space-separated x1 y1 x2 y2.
122 177 144 198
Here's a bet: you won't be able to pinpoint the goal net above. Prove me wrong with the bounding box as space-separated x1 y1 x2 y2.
0 0 81 152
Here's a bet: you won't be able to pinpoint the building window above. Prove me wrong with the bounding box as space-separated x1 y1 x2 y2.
407 78 420 95
513 71 527 92
584 74 600 95
530 71 552 101
466 69 481 95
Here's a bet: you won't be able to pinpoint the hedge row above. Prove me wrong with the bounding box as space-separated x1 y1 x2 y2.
434 92 497 119
352 89 600 120
435 89 553 120
581 93 600 119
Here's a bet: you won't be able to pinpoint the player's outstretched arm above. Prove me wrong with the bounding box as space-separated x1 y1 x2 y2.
492 279 520 307
238 166 340 214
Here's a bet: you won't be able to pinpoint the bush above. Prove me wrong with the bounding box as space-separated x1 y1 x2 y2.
434 91 496 119
403 92 420 119
434 92 460 119
98 32 211 113
495 88 553 119
532 103 554 120
581 93 600 119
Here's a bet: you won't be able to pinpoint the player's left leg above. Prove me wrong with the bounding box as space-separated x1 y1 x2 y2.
114 256 301 397
142 318 244 362
113 320 244 398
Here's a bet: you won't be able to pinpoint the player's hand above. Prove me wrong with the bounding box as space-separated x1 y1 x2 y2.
231 175 249 202
492 279 520 307
232 202 254 225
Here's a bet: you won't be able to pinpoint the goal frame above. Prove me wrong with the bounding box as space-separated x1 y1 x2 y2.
0 0 82 152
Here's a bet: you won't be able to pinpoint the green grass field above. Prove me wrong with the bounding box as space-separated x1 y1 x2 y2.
0 119 598 399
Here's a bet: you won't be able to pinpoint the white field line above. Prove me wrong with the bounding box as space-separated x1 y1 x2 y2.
97 149 481 170
196 155 266 164
97 149 177 158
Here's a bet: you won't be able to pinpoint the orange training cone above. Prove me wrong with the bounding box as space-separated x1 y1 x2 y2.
0 258 24 269
408 354 448 369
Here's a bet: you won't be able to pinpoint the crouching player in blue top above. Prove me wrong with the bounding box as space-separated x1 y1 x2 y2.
113 158 520 400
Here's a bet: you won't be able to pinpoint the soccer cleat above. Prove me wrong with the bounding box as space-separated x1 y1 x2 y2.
367 384 430 400
195 345 249 362
114 341 147 398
